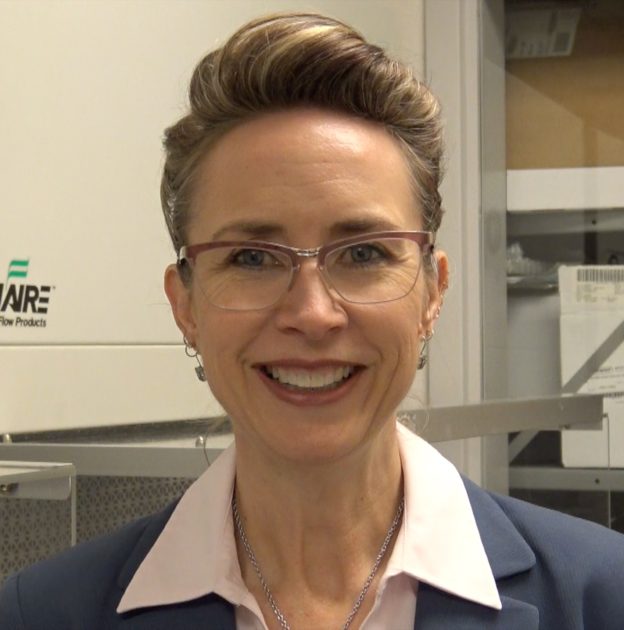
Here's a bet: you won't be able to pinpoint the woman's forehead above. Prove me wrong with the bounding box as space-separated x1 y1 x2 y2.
188 108 422 240
193 110 402 191
206 107 394 155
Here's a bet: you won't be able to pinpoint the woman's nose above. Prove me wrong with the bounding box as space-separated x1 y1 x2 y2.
272 260 348 340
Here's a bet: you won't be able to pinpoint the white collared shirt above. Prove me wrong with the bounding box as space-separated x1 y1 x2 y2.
117 423 501 628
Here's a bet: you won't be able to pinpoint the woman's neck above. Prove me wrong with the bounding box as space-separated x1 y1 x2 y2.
232 420 403 625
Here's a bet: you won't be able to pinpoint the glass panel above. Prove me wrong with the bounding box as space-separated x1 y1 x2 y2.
502 0 624 530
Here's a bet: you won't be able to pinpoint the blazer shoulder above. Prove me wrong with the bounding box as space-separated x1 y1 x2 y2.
487 485 624 564
0 500 177 630
464 477 624 626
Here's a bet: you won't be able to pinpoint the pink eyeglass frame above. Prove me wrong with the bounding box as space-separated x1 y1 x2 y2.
178 231 435 307
178 230 435 269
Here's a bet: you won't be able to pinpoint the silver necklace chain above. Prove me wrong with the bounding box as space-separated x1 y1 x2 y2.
232 492 405 630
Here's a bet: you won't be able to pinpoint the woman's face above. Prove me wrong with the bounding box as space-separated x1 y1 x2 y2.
166 108 447 464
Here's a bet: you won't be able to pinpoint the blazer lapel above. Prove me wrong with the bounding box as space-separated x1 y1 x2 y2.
414 585 538 629
462 478 536 580
414 478 539 630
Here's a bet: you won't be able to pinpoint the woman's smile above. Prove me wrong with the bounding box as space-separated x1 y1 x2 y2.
254 361 364 406
261 364 356 390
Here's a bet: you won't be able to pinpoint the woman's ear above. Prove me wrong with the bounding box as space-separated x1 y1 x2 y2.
422 250 449 333
164 264 198 345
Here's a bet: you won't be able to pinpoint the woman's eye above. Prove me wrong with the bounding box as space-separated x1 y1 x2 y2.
232 249 269 267
229 248 288 270
348 243 383 263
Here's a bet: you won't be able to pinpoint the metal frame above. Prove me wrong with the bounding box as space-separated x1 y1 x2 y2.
0 443 214 479
424 0 487 485
0 396 602 481
0 461 76 545
424 0 512 493
510 467 624 492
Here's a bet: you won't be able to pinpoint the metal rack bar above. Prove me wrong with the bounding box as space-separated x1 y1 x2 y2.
510 467 624 492
0 395 602 478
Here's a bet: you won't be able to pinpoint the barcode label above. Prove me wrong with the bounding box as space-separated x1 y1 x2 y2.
577 268 624 284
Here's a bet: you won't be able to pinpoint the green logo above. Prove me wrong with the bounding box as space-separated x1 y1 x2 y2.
0 258 52 327
7 259 29 281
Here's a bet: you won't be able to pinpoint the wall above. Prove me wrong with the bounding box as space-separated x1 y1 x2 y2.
0 0 425 433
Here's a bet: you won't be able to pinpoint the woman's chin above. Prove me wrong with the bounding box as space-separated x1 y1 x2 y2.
235 413 396 469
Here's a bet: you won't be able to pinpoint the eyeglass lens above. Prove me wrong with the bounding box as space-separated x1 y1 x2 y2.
192 237 424 310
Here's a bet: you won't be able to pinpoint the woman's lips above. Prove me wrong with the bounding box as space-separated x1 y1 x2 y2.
255 363 363 406
263 364 355 389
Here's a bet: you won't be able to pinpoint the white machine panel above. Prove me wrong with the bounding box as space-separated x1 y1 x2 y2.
0 3 195 345
0 0 422 433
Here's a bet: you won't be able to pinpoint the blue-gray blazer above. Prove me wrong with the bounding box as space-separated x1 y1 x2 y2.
1 477 624 629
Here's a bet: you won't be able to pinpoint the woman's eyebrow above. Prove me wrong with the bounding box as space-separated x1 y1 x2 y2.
211 221 285 241
210 217 403 241
329 217 402 237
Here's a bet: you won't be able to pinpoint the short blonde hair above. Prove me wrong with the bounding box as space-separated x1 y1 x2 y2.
161 12 445 255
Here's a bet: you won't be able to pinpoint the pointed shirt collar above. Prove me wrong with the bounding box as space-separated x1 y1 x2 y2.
117 423 501 614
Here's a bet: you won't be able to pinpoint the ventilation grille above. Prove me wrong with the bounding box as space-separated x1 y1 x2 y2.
1 475 194 583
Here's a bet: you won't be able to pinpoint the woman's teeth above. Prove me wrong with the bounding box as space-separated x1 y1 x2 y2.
265 366 355 390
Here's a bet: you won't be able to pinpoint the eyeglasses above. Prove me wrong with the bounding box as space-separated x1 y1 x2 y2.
178 230 434 311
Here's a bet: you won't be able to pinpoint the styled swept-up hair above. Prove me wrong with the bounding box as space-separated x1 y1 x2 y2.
161 12 445 256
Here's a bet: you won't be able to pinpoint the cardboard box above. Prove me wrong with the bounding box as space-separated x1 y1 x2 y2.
506 5 624 169
559 265 624 466
562 395 624 468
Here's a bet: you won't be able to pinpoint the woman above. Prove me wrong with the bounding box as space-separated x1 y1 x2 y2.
2 12 624 630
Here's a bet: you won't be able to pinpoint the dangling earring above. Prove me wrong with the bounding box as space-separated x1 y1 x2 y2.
417 330 434 370
184 337 206 382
